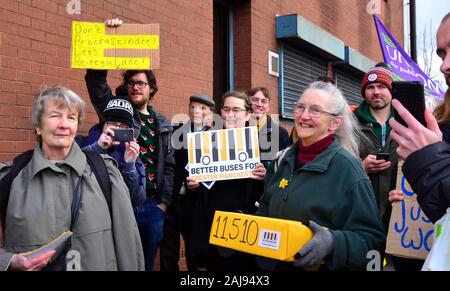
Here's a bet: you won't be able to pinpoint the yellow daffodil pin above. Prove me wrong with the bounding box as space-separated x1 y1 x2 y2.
279 178 289 189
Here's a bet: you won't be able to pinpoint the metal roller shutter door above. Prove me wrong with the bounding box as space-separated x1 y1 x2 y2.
335 70 364 106
282 45 327 119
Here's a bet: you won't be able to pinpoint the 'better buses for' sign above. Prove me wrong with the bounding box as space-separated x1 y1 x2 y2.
187 127 260 182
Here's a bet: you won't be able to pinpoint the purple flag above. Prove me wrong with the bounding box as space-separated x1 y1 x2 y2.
374 16 445 106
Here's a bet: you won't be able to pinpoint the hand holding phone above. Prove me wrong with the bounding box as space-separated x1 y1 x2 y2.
376 153 390 161
392 81 426 127
113 128 134 142
124 139 139 164
390 99 443 161
362 154 391 174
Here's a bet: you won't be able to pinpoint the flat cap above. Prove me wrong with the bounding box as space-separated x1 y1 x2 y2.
189 93 215 108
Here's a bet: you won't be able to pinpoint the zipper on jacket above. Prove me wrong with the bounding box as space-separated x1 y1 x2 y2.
282 164 309 202
282 172 294 201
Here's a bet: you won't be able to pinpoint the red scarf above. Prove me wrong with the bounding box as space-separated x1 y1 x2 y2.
297 135 334 164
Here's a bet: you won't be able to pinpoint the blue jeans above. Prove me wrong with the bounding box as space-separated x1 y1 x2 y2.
134 199 165 271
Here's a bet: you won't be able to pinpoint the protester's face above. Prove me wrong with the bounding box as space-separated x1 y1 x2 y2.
127 72 154 110
437 19 450 86
364 83 392 110
294 89 340 147
35 101 78 159
251 91 270 118
189 101 213 127
221 97 250 129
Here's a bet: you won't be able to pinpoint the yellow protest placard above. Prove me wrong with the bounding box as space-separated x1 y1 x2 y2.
187 127 260 182
71 21 160 70
209 211 313 261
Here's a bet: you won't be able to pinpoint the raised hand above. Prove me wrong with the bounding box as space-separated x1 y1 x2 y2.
389 99 442 160
124 139 139 164
105 18 123 27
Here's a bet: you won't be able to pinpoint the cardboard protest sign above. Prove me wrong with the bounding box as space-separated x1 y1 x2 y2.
187 127 260 182
71 21 160 70
385 161 434 260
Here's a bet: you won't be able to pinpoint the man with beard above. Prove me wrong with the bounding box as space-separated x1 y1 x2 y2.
84 18 174 272
356 64 425 271
355 64 397 225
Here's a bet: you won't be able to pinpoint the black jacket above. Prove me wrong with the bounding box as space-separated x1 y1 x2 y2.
354 110 398 221
189 177 264 269
171 122 211 197
403 142 450 223
85 69 175 205
171 123 189 198
440 121 450 144
258 116 290 165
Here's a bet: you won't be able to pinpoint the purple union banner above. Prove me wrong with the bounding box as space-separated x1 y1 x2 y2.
374 16 446 107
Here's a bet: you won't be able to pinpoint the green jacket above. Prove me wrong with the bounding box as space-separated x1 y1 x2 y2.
355 102 398 220
0 143 144 271
256 140 386 271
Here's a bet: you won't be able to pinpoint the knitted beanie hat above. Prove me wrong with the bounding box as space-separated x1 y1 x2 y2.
103 97 134 128
360 66 393 97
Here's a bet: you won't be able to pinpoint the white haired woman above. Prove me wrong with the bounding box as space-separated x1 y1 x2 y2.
256 81 385 271
0 85 144 271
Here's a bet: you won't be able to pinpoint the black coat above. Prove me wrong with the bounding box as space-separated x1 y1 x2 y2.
171 123 190 197
403 142 450 223
258 116 291 164
189 177 264 270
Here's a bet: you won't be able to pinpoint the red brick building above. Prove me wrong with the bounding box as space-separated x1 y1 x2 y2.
0 0 404 161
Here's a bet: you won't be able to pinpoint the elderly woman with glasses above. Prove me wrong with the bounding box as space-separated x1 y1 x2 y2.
186 91 266 271
256 81 385 271
0 86 144 271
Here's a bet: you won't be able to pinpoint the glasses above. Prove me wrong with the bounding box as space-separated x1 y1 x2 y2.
221 107 247 114
127 80 149 89
251 97 269 105
105 121 130 129
294 102 338 118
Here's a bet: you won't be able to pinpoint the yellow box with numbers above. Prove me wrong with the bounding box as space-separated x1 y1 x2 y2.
209 211 313 262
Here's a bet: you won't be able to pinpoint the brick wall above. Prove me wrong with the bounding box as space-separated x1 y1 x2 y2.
0 0 213 162
0 0 407 270
234 0 404 116
0 0 405 161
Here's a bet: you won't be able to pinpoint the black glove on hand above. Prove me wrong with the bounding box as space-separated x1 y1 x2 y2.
293 220 334 268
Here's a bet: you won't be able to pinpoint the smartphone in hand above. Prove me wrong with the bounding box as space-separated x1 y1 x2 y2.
392 81 426 127
376 153 390 161
113 128 134 142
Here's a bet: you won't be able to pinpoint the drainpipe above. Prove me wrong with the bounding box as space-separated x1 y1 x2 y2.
410 0 417 62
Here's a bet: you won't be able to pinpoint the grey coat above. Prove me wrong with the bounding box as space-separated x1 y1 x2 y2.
0 143 144 271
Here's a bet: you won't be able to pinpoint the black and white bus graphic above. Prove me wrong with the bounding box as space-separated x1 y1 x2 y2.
188 127 260 165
